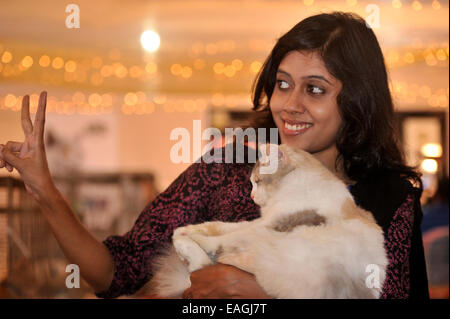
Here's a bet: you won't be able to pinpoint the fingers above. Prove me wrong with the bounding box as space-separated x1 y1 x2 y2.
5 141 23 153
21 95 33 137
0 143 24 172
3 141 23 172
0 144 13 171
34 91 47 144
0 145 4 169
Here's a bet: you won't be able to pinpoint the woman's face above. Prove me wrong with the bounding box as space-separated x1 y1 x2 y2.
270 50 343 163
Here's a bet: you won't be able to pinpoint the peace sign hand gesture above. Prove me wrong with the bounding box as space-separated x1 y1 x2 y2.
0 91 55 202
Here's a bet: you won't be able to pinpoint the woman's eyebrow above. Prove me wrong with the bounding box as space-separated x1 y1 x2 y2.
277 69 332 85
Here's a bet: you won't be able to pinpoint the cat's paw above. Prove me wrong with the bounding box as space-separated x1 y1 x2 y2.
188 233 219 255
173 225 199 239
173 236 213 273
173 226 188 239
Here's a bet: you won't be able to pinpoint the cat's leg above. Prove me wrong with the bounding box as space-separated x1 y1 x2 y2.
173 221 258 273
216 249 256 275
174 220 255 239
172 235 213 273
187 231 257 274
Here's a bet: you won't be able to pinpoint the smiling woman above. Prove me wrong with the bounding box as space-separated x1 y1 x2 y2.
248 11 429 298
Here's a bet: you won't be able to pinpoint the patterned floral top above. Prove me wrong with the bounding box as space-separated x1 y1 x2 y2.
95 147 429 299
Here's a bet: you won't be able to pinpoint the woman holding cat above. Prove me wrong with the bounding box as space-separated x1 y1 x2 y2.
0 11 428 299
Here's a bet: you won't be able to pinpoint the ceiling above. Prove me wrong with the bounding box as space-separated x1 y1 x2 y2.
0 0 448 111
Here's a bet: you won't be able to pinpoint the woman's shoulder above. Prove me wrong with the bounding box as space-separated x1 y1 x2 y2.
352 169 420 200
171 143 256 194
350 169 421 232
195 142 259 167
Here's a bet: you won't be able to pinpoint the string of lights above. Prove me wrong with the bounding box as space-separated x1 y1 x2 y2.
0 77 448 116
0 0 448 115
0 43 448 81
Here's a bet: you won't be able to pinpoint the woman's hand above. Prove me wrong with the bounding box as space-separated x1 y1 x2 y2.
0 91 55 202
182 263 272 299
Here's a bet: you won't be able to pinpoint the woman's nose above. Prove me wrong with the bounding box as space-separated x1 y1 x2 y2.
283 91 306 114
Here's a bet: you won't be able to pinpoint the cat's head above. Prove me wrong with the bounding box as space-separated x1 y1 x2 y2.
250 143 330 207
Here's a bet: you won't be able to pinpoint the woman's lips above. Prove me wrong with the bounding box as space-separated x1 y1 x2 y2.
281 120 313 136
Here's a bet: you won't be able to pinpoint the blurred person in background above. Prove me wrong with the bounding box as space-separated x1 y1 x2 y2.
422 177 449 299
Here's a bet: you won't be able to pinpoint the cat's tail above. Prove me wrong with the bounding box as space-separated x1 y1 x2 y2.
146 245 191 298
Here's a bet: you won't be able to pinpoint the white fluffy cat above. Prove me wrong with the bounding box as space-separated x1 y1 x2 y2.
144 143 388 298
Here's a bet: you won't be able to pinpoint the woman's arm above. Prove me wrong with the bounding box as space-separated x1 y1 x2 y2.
350 172 429 299
1 92 232 298
380 189 429 299
36 183 115 293
408 188 430 299
0 92 115 293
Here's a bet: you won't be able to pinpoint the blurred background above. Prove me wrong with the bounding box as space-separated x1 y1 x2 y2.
0 0 448 298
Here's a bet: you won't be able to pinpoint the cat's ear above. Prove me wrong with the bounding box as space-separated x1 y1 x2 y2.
276 144 289 167
259 143 289 167
258 143 271 162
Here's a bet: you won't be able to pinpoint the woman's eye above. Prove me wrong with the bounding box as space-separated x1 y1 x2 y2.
276 80 290 90
307 85 325 95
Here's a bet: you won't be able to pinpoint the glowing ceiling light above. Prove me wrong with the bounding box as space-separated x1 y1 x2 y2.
140 30 160 52
412 0 423 11
1 51 12 64
392 0 402 9
39 55 51 67
432 0 441 10
421 159 438 174
21 56 33 68
421 143 443 158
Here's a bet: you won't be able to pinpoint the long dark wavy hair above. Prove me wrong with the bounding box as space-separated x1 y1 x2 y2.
248 11 422 187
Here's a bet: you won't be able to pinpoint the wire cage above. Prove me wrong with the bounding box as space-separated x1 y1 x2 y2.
53 172 159 240
0 173 158 298
0 177 75 298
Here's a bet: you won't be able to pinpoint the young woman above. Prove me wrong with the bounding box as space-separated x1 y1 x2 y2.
0 11 429 299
